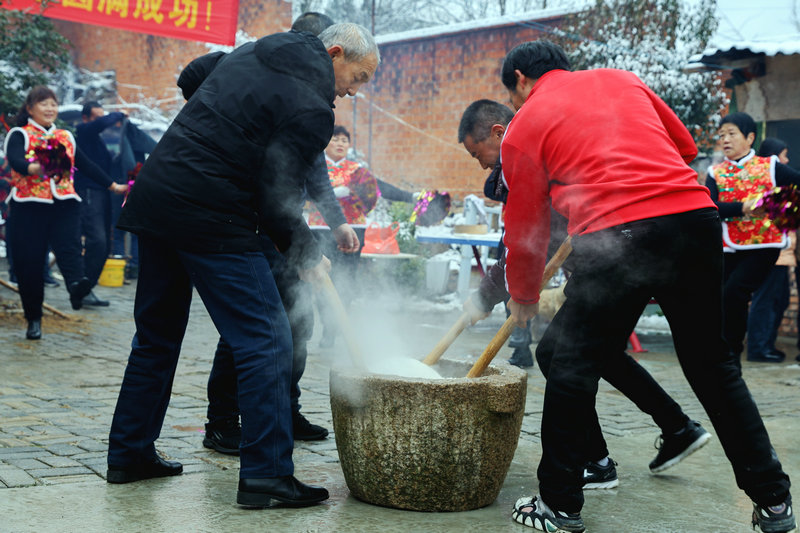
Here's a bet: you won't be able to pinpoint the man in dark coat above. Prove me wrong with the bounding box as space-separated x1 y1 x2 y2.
175 12 360 453
109 117 158 280
75 102 127 306
106 22 380 509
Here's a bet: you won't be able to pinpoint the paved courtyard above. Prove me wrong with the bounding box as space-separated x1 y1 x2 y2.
1 261 799 532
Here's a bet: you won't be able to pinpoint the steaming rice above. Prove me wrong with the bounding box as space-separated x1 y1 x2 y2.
367 357 442 379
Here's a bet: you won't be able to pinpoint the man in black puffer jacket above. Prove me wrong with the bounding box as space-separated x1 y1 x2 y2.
176 13 360 453
107 23 380 509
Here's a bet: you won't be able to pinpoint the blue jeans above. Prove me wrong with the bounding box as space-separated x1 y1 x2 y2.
108 236 294 478
747 265 789 356
206 238 314 425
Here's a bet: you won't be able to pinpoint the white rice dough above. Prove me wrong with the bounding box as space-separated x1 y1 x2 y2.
366 357 443 379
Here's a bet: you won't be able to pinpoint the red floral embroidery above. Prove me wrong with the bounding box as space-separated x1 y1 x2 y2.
10 125 77 201
714 156 783 246
308 159 378 226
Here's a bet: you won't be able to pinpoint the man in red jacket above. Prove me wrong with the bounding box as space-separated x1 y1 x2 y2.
499 40 793 533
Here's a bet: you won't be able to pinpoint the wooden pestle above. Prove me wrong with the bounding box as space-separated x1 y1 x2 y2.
466 236 573 378
318 271 367 371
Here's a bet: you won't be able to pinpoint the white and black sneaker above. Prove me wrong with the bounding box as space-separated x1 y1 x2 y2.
512 495 586 532
582 458 619 489
649 420 711 473
752 497 796 533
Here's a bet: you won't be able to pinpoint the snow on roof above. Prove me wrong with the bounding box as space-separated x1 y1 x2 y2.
374 6 580 46
692 0 800 64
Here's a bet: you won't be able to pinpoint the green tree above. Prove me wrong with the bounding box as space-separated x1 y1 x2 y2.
0 1 71 125
553 0 726 150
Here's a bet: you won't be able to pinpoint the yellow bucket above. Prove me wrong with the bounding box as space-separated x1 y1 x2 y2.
98 257 126 287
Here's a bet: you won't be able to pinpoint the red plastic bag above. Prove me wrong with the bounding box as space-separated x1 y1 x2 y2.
362 222 400 254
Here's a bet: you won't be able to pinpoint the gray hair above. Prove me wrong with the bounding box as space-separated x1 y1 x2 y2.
318 22 380 64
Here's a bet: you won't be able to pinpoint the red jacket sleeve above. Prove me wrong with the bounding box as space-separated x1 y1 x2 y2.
500 140 551 304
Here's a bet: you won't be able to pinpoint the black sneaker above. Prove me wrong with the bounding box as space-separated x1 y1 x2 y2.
68 277 92 310
203 419 241 456
512 495 585 532
583 458 619 489
752 496 796 533
649 420 711 473
293 412 329 441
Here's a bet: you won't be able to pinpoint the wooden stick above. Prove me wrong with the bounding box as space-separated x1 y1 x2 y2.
422 311 471 366
0 278 72 319
318 271 367 370
466 236 573 378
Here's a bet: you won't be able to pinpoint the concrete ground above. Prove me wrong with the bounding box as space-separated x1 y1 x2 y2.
0 262 799 533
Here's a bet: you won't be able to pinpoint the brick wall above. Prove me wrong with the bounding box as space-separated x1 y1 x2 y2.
53 0 292 110
54 10 559 198
333 17 563 199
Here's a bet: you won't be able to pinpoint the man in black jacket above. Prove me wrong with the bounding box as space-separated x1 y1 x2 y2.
106 23 380 509
75 102 127 306
177 13 360 453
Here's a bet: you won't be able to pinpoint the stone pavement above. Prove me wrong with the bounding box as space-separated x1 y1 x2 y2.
0 263 799 532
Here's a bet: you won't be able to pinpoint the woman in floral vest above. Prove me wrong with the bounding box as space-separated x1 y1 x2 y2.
705 112 800 364
4 86 126 340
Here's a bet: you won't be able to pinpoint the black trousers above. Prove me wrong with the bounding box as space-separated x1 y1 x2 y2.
77 187 112 287
536 208 790 513
536 320 689 463
7 200 85 321
722 247 781 357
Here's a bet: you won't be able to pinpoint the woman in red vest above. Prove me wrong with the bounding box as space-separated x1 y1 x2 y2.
706 112 800 363
4 86 126 339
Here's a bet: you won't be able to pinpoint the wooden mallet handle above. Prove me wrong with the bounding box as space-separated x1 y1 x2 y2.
466 236 573 378
318 271 367 371
0 278 72 319
422 311 471 366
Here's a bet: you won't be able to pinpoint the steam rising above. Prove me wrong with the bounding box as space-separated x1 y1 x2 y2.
312 275 444 380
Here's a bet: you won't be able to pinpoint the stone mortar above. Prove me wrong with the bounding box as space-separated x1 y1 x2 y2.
330 358 528 511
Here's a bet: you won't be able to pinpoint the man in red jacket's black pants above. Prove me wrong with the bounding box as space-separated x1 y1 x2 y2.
499 40 793 533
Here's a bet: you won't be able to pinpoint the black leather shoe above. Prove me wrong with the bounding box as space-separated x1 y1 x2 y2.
68 277 91 310
107 454 183 484
203 419 241 456
26 320 41 340
237 475 329 508
82 290 110 307
747 352 785 363
293 412 328 441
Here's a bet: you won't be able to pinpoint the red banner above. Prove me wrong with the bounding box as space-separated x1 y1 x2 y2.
3 0 239 45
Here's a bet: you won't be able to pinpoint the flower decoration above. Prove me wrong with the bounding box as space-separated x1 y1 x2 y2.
26 137 73 183
122 162 144 208
126 162 143 188
410 189 451 226
754 185 800 232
